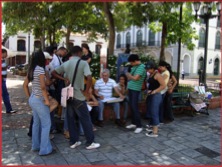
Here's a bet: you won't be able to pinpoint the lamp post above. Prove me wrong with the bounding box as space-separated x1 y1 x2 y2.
193 2 221 87
28 32 30 64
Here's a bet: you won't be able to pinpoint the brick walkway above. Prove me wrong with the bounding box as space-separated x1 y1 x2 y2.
1 73 221 165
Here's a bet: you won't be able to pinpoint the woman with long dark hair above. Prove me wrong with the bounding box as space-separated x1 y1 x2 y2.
23 51 54 156
81 43 93 64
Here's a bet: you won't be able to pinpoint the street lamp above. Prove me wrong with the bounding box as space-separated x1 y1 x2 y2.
193 2 221 87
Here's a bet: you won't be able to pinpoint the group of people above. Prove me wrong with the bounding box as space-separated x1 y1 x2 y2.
20 43 178 156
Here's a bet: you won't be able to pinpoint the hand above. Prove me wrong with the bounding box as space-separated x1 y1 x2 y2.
147 90 152 95
65 78 70 85
168 89 173 94
99 95 104 100
120 95 125 99
44 100 50 106
151 90 156 95
82 90 90 99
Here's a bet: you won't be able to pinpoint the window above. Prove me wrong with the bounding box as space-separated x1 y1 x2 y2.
136 30 143 47
125 32 131 46
95 44 101 55
214 58 220 75
34 41 41 51
215 31 221 50
116 34 121 48
217 16 221 27
198 28 205 48
17 40 26 51
200 7 205 24
148 30 155 46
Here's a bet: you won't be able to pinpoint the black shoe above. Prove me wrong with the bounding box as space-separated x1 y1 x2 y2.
115 119 123 127
95 120 104 127
40 149 56 156
27 132 32 137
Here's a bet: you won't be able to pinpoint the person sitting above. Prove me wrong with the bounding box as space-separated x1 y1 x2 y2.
94 69 125 127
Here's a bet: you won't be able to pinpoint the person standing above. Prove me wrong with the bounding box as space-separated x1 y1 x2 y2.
125 54 146 134
182 69 185 80
23 51 54 156
81 43 93 64
2 49 16 114
52 46 100 150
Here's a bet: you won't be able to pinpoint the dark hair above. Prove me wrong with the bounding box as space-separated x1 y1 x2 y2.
166 63 173 78
45 46 54 55
81 43 89 50
58 46 67 52
70 46 82 55
128 54 140 62
27 51 46 81
2 49 7 54
62 52 72 62
119 73 128 87
158 60 168 67
145 61 157 70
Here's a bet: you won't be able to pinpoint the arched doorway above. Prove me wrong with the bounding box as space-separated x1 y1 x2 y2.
183 55 190 74
214 58 220 75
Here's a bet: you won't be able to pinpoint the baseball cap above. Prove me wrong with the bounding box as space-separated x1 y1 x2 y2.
44 52 52 59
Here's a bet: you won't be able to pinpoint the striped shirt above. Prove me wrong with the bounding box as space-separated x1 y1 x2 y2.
2 59 7 80
32 66 45 97
128 64 146 91
94 78 118 98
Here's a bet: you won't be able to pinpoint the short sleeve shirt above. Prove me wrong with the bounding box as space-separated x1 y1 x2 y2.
55 56 91 101
94 78 117 98
127 64 146 91
160 70 170 94
32 66 45 97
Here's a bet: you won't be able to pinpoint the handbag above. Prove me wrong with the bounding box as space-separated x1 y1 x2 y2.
49 96 58 112
61 59 81 107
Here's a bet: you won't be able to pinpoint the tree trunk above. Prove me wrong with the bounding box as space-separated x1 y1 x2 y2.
103 2 115 56
159 21 167 61
65 27 71 50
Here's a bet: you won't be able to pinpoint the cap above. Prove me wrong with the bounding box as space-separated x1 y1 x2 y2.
145 61 156 69
44 52 52 59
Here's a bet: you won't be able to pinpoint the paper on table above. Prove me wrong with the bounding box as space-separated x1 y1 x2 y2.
101 97 123 103
87 104 92 111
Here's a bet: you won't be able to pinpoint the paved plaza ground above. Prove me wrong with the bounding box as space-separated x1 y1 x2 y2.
1 73 221 165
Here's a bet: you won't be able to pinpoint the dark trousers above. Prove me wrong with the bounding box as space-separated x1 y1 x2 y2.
54 80 65 104
164 92 174 121
159 93 166 123
90 106 99 124
2 79 12 113
67 98 94 146
128 89 142 128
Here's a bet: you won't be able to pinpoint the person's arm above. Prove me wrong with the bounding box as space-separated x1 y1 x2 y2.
114 86 125 99
126 73 141 81
23 77 30 97
51 70 69 85
82 75 92 99
168 75 177 93
94 88 104 100
119 84 126 95
151 73 166 94
87 94 99 106
45 70 55 86
39 74 50 106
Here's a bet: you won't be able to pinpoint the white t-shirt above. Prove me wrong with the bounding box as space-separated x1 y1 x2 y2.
50 54 63 69
160 70 170 94
94 78 118 99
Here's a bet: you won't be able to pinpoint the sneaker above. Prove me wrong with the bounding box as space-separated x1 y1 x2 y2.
146 128 153 132
6 110 17 114
145 132 158 137
86 142 100 150
146 124 153 128
134 128 143 133
50 129 57 134
70 141 81 149
126 124 136 129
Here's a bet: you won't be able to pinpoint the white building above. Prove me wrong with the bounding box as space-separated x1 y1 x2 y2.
114 12 221 78
4 31 108 66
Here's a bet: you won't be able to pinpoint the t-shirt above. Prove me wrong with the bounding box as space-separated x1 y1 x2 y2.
55 56 91 101
32 66 45 97
94 78 118 99
127 64 146 91
2 59 7 80
160 70 170 94
50 54 63 69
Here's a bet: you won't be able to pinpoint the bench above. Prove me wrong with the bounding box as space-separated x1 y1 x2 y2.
171 92 195 116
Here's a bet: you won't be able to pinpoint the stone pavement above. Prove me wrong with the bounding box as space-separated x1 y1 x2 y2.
1 74 221 165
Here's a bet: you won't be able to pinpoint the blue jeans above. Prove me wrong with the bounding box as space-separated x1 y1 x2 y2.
2 79 13 113
67 98 94 146
98 100 120 120
28 94 52 155
146 93 162 126
128 89 142 128
159 93 166 123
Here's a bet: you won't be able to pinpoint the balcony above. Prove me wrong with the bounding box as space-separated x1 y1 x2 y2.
116 41 161 49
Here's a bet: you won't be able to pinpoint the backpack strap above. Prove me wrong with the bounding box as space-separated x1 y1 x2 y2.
71 59 81 87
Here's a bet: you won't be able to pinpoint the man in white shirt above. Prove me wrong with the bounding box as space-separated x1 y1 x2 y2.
94 69 124 127
50 47 68 70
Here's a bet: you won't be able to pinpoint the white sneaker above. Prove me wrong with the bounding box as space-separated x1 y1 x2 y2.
86 142 100 150
126 124 136 129
134 128 143 133
145 132 158 137
146 128 153 132
70 141 81 149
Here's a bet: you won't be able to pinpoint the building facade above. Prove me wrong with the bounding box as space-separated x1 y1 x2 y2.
114 13 221 78
4 32 108 66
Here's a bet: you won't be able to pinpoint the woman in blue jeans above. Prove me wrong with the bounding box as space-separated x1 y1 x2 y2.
23 51 54 156
145 61 166 137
